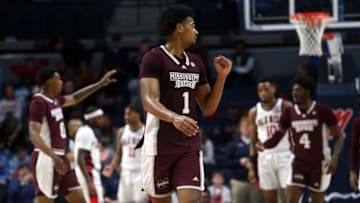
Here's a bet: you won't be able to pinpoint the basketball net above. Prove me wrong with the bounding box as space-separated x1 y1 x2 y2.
291 12 330 56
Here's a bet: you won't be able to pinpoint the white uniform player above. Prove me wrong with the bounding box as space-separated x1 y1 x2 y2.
118 124 147 202
74 108 105 203
104 105 147 203
255 98 292 190
248 78 293 203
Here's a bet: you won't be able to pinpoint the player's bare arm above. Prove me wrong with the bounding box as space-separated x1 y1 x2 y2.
107 127 124 171
29 121 67 175
326 124 344 174
247 107 258 183
78 149 97 195
263 128 287 149
248 107 258 156
140 77 199 137
196 55 232 115
63 69 117 107
282 100 293 109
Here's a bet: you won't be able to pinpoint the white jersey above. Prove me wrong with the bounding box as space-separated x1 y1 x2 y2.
74 125 103 203
121 124 144 170
255 98 290 153
74 125 101 171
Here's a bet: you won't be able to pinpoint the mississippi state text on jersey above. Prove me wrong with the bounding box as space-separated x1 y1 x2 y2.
140 45 208 155
280 102 338 162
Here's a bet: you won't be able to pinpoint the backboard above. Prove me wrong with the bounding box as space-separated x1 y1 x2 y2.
244 0 360 31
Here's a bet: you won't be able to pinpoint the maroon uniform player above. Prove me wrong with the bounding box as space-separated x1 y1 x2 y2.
263 75 344 203
350 117 360 191
139 5 232 203
28 68 116 203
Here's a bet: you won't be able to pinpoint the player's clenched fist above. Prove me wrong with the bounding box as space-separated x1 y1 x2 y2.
213 55 232 77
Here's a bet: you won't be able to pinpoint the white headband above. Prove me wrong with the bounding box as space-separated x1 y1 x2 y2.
84 109 104 120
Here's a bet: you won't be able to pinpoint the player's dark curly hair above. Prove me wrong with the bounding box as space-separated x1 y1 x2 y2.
126 104 142 115
158 5 194 37
257 77 276 85
291 75 317 97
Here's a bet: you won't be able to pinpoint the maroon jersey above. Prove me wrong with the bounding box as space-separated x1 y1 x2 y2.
279 102 338 162
350 117 360 171
139 45 208 155
29 93 67 152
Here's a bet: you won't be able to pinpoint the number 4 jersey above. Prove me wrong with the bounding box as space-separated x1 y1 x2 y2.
256 98 290 153
280 101 338 162
139 45 208 155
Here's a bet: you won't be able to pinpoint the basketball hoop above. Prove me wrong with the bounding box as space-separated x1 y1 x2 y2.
291 12 331 56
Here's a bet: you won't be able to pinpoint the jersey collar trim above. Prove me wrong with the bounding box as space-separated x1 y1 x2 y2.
294 101 316 115
34 93 54 103
160 45 190 66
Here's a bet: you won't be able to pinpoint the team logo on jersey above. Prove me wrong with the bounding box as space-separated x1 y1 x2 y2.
157 178 170 190
190 62 195 67
51 107 64 121
169 72 200 89
292 119 318 132
192 176 199 182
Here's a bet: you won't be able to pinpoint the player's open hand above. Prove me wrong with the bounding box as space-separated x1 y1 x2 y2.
99 69 117 87
248 168 257 184
53 156 67 175
213 55 232 78
171 114 199 137
325 158 338 174
255 141 264 152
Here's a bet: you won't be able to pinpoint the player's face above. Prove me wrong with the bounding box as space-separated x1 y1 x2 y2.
124 108 140 125
258 82 275 103
292 84 309 104
179 17 198 48
49 72 63 94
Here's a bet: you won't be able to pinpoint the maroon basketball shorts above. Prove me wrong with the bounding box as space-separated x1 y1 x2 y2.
288 160 331 192
142 150 205 197
30 151 81 198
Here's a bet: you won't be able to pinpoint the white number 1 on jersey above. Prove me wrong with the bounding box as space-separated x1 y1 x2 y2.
299 133 311 149
182 91 190 114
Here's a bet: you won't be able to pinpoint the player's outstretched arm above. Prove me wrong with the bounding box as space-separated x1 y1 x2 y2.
28 121 67 175
140 78 199 137
326 124 344 174
196 56 232 116
63 69 117 107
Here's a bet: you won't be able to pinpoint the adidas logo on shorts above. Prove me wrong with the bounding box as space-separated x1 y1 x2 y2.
192 176 199 182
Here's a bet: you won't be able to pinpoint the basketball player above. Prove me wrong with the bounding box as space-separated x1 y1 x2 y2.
28 68 116 203
248 78 292 203
139 5 232 203
105 105 147 203
66 118 83 169
349 116 360 191
74 107 105 203
262 75 344 203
